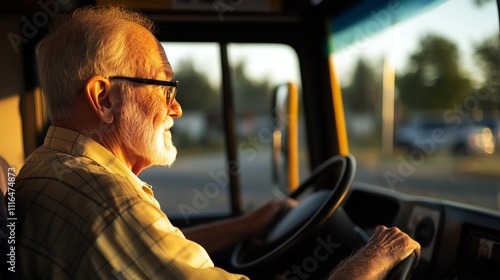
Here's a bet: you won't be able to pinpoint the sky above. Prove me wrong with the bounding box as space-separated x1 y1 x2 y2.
160 0 499 89
333 0 499 86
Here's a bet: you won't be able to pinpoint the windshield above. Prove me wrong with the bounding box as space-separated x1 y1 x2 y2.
330 0 500 212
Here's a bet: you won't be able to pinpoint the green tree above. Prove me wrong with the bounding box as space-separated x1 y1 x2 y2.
342 58 381 114
232 60 272 114
474 0 494 7
474 33 500 112
397 34 472 110
173 57 272 115
173 58 219 112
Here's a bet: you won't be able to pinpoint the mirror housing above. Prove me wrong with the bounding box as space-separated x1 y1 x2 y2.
271 82 299 198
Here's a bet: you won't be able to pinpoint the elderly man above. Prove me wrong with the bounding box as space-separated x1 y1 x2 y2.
15 6 420 279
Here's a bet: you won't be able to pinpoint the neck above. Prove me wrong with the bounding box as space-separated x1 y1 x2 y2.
52 118 149 175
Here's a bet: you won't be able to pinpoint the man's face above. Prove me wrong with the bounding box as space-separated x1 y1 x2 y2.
115 23 180 168
117 87 177 167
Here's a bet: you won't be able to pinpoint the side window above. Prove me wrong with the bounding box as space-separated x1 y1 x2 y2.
331 0 500 211
138 42 306 220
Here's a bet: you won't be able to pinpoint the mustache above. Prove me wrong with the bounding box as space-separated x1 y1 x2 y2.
162 117 174 131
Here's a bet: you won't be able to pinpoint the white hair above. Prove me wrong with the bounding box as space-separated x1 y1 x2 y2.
36 6 155 119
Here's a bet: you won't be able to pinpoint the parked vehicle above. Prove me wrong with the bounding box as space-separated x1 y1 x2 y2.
395 115 495 155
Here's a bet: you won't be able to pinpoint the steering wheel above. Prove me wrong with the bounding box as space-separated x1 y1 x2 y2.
231 154 417 280
231 154 358 275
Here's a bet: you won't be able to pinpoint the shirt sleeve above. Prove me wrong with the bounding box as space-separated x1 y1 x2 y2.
77 199 249 280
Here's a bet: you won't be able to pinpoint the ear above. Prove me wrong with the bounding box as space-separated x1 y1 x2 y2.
84 76 114 124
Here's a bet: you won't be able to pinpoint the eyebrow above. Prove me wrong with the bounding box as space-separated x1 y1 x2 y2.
151 63 174 80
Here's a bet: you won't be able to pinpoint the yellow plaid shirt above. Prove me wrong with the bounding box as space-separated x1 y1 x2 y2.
16 126 247 279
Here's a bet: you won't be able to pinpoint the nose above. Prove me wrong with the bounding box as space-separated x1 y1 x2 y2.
168 99 182 118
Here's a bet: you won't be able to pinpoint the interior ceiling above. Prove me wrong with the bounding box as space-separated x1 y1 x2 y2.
0 0 369 21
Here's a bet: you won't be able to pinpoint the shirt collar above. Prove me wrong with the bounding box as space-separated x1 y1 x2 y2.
43 126 150 190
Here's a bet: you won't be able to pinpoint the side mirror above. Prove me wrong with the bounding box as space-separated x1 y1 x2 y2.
271 82 299 198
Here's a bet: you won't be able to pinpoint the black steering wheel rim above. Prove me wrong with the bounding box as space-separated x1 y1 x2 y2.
231 154 357 271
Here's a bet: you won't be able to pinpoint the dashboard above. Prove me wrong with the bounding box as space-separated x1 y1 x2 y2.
342 182 500 280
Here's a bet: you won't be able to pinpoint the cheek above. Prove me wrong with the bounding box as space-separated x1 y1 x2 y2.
140 94 167 127
151 105 168 129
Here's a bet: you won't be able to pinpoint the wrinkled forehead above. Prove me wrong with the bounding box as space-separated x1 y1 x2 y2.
126 23 173 79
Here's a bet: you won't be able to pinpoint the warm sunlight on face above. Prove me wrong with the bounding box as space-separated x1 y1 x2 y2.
116 24 178 168
153 118 178 166
118 88 178 168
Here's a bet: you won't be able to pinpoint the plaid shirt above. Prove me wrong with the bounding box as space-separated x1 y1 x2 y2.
16 126 247 279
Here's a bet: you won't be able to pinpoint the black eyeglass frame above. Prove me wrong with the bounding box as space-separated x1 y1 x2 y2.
109 76 178 108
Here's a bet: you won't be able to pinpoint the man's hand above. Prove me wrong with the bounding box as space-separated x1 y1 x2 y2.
183 198 297 255
328 225 420 280
365 226 421 268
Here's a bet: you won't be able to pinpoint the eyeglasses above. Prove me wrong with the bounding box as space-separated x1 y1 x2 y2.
109 76 178 109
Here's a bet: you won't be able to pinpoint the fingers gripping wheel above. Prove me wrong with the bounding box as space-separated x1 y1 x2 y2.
231 154 357 273
385 252 417 280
